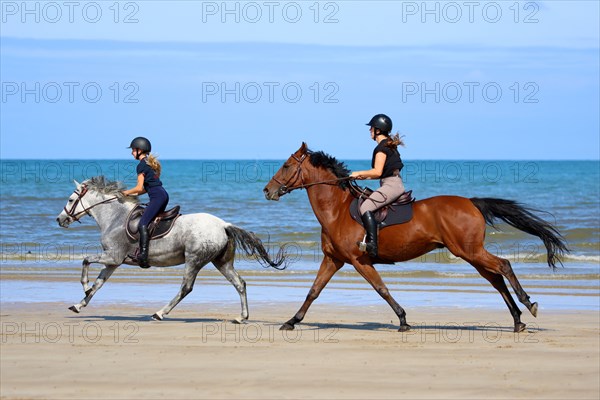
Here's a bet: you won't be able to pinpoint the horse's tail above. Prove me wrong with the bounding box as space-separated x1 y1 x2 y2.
470 198 569 269
224 225 288 270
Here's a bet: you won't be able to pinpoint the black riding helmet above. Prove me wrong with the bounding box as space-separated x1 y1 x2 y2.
127 137 151 153
366 114 392 135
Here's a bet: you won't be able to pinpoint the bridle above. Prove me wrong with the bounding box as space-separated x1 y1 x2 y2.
273 152 354 195
63 185 119 223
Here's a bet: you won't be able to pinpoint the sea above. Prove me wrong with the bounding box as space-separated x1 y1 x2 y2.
1 159 598 311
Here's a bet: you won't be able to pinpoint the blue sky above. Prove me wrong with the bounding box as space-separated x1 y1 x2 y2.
1 1 598 159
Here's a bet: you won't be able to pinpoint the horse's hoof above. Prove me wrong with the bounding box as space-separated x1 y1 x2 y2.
233 318 247 324
280 323 295 331
398 324 411 332
530 302 538 317
151 313 163 321
68 305 80 314
84 289 92 297
514 323 526 333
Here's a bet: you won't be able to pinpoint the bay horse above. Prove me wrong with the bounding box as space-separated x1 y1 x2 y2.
263 143 568 333
57 176 287 322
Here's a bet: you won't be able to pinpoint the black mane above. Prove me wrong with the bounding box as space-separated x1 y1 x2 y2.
308 150 351 188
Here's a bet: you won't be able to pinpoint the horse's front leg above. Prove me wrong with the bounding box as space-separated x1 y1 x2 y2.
280 254 344 330
351 256 411 332
80 255 100 296
80 249 123 295
70 248 122 313
69 265 118 313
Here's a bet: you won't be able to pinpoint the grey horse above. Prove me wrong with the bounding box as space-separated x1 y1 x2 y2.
56 176 286 322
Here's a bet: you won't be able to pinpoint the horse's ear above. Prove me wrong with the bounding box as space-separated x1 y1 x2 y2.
300 142 308 152
73 179 80 187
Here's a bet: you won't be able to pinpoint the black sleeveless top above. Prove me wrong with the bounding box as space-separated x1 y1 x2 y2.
372 139 403 179
136 158 162 190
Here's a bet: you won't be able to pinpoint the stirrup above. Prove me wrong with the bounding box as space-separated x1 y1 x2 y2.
357 235 368 252
132 248 151 269
357 236 378 257
137 258 151 269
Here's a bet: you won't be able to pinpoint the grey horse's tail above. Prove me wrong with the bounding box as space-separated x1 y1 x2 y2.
225 225 289 270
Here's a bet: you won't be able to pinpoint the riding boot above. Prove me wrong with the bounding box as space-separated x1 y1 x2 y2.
137 225 151 269
359 211 378 258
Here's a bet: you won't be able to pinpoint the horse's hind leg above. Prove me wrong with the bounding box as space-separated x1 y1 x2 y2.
455 244 537 328
498 258 538 317
69 265 117 313
213 243 249 323
473 266 526 332
152 260 206 321
474 253 537 317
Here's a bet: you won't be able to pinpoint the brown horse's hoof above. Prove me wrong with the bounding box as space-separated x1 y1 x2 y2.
280 323 295 331
514 323 526 333
530 302 538 317
398 324 411 332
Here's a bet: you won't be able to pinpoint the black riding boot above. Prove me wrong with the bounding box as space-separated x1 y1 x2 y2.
137 225 151 268
359 211 378 258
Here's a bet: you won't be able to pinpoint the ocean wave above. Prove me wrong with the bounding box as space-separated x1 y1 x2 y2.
501 252 600 265
562 228 600 240
388 251 600 265
560 254 600 263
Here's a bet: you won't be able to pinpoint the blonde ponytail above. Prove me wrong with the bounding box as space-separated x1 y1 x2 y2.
146 153 162 177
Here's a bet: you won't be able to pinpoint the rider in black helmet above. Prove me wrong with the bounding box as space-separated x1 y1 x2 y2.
350 114 406 258
122 137 170 268
366 114 393 134
128 137 152 157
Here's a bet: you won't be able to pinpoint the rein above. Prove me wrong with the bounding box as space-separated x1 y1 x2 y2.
273 152 355 195
277 176 354 193
64 185 119 223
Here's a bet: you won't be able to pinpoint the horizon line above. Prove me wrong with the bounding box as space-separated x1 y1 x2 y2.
1 157 598 162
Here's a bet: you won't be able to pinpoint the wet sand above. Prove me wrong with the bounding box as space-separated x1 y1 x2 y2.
1 301 598 399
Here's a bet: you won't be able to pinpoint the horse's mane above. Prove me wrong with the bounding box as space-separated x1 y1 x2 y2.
307 150 351 189
85 176 139 204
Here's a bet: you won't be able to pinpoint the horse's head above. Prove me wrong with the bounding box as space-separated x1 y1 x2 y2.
56 180 91 228
56 177 127 228
263 142 310 201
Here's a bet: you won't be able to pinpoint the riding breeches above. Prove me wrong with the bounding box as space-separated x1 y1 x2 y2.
139 185 169 226
359 175 405 214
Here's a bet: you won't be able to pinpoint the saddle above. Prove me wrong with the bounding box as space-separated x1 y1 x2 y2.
125 204 181 241
350 188 415 229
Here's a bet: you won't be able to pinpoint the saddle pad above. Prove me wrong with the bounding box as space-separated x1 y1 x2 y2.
350 198 414 229
126 205 181 241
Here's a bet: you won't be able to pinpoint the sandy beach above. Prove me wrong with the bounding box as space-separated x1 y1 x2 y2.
1 300 598 400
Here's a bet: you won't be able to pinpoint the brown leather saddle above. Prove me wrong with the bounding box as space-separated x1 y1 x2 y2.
125 204 181 241
350 187 415 229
